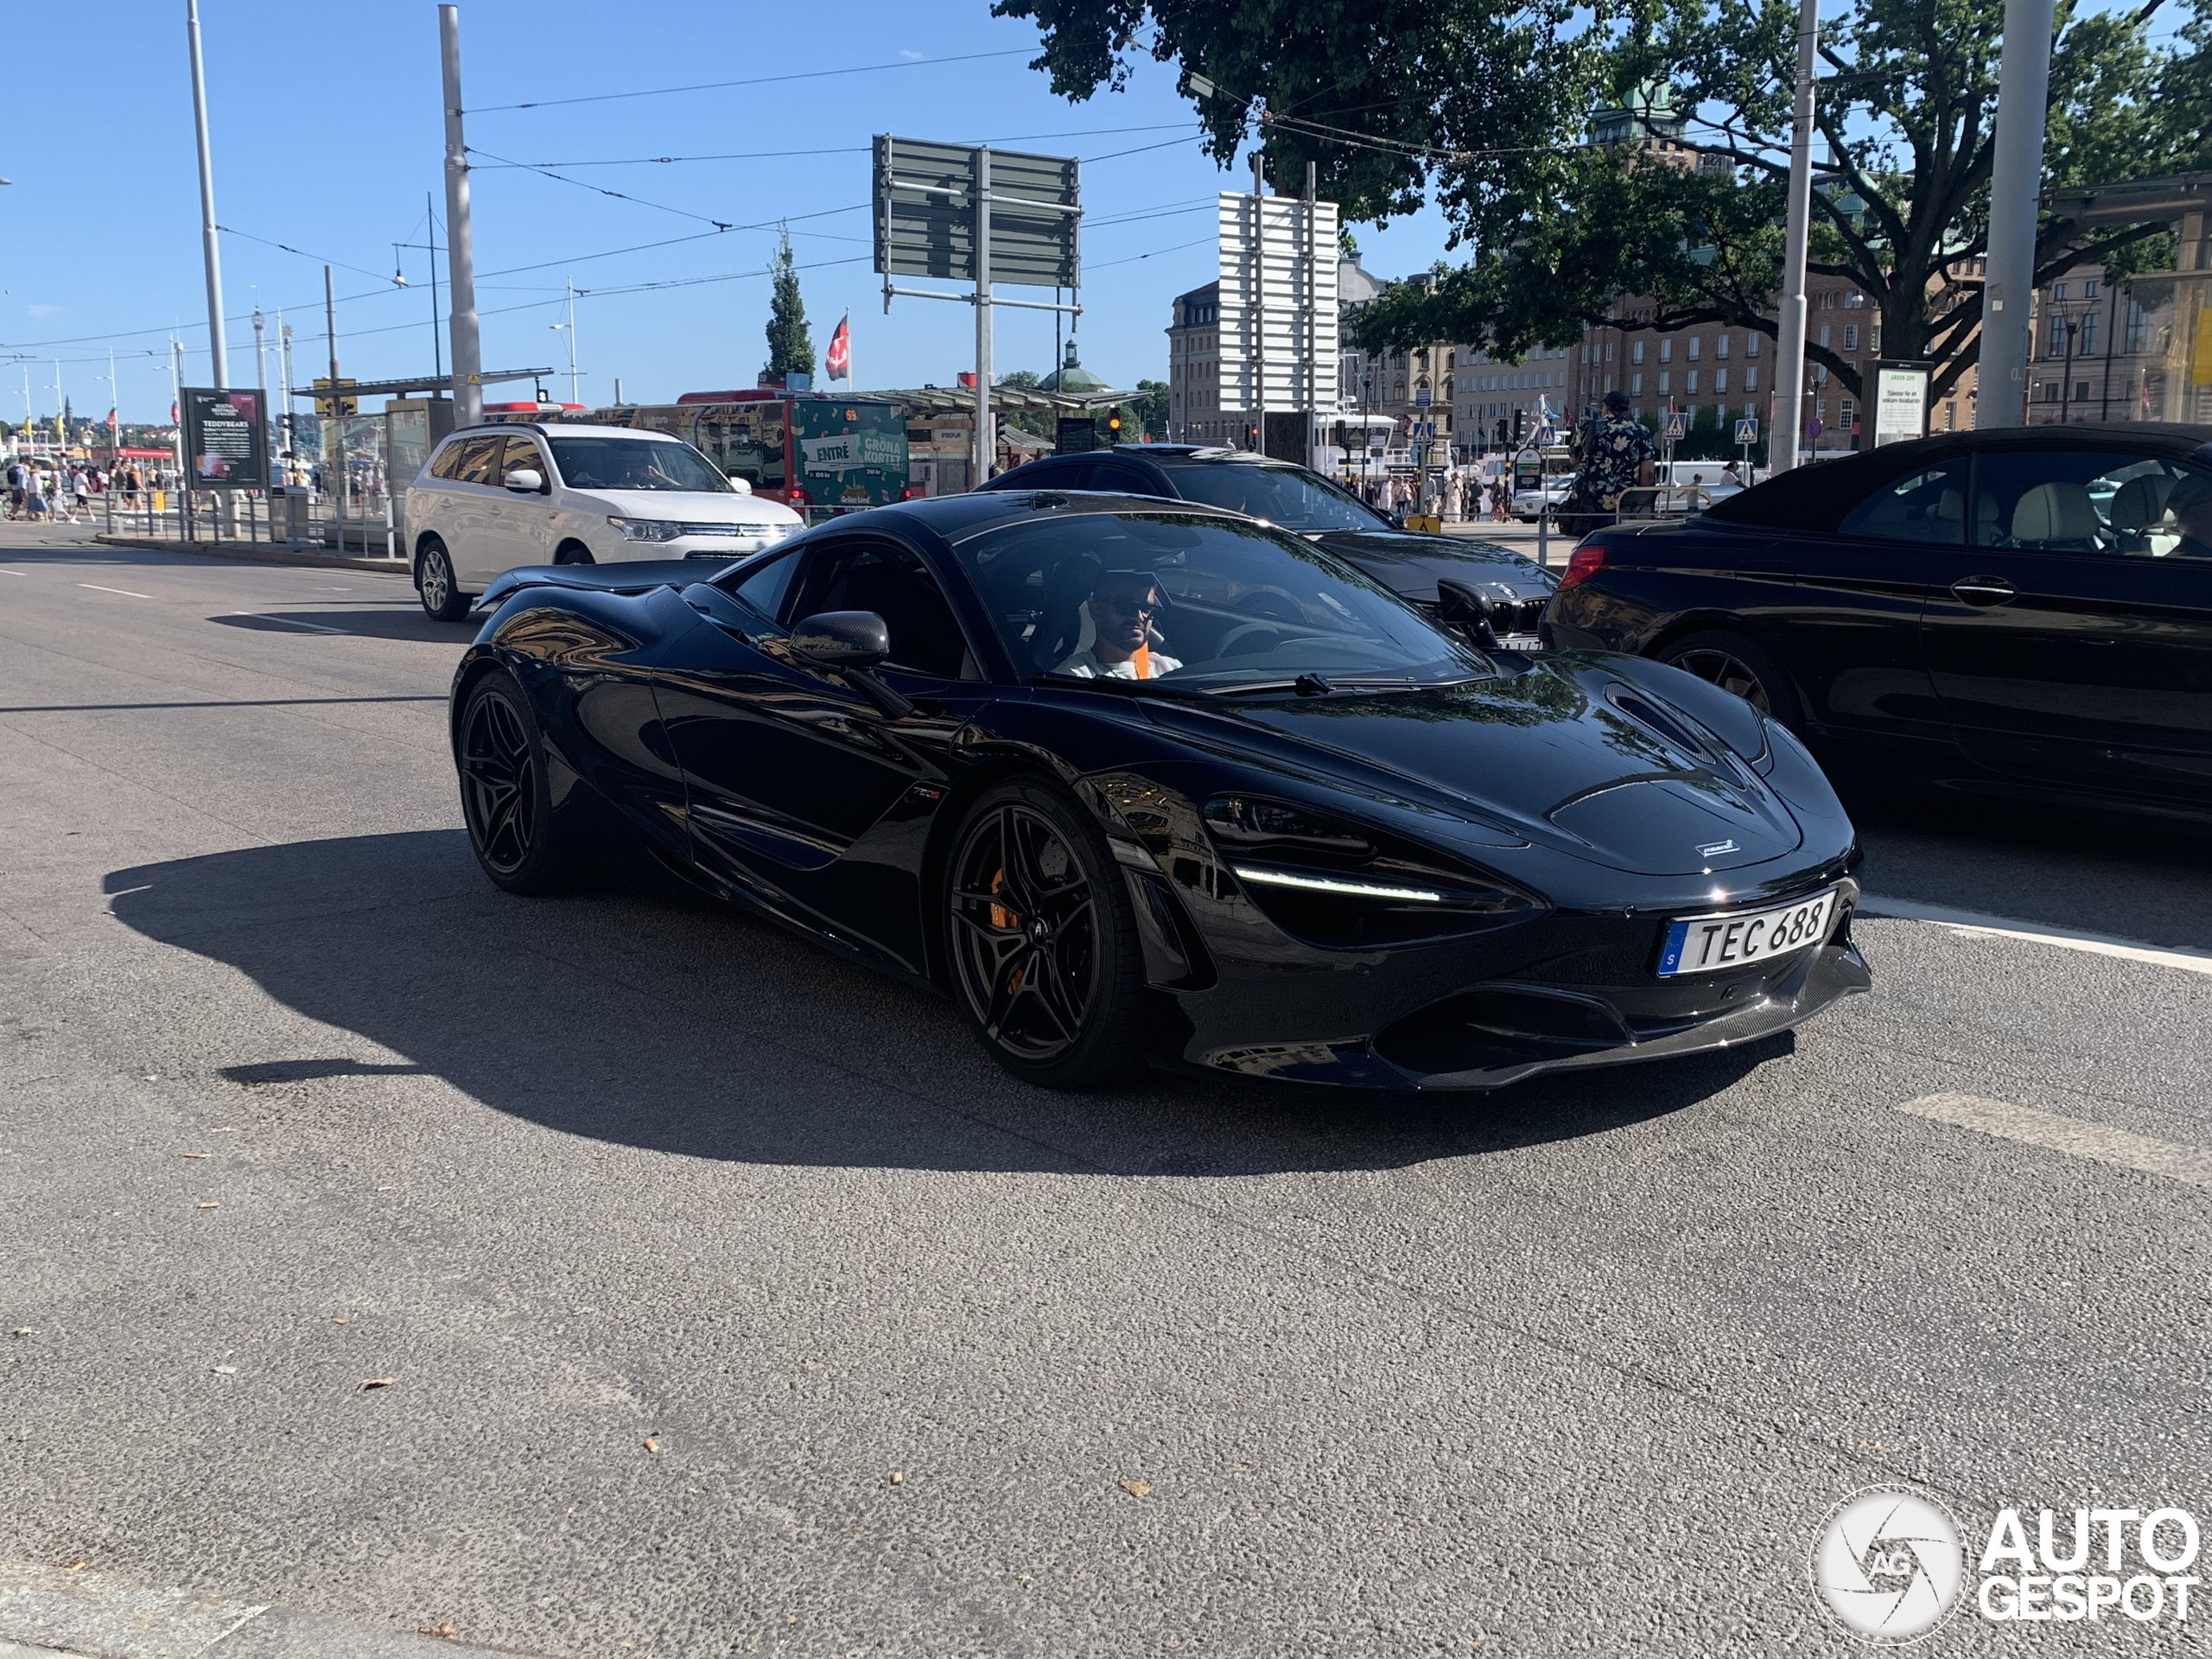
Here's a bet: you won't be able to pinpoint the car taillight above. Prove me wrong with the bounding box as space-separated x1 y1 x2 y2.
1560 542 1606 589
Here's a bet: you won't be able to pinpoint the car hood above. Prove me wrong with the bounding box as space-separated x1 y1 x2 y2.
1137 659 1803 875
1308 529 1557 604
568 487 802 524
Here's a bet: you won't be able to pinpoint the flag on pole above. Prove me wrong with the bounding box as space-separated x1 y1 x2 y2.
106 407 118 429
825 313 851 384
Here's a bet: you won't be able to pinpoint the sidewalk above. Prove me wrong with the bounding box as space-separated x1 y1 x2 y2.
91 534 413 577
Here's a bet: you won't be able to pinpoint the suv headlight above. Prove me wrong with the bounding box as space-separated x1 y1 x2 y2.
607 516 682 543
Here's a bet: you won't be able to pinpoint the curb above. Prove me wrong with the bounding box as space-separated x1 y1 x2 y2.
0 1563 543 1659
91 536 414 577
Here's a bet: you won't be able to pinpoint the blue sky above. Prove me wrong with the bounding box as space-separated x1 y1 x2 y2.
0 1 1459 423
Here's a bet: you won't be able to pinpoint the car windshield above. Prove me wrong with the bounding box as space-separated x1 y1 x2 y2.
547 435 731 493
955 510 1487 693
1156 461 1389 532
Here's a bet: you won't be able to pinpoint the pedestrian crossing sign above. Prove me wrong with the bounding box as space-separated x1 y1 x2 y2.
1734 417 1759 443
1662 410 1688 439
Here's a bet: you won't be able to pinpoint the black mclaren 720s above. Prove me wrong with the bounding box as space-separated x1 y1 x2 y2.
449 489 1871 1090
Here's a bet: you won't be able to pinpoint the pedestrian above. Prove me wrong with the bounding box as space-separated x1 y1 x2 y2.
1565 390 1656 532
73 468 92 514
4 459 23 520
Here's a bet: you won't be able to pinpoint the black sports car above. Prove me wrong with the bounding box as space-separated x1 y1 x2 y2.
450 491 1868 1090
978 445 1558 645
1545 423 2212 823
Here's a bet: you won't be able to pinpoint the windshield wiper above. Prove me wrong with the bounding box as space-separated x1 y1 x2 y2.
1033 671 1211 702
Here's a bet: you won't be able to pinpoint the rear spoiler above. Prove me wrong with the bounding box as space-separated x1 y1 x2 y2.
474 558 734 612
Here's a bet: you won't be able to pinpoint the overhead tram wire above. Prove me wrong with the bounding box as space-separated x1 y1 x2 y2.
215 224 406 287
464 47 1034 113
470 123 1203 172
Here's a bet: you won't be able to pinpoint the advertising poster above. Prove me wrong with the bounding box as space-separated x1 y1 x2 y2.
182 387 268 488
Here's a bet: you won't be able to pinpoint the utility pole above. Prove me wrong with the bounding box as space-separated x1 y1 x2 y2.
251 308 267 459
1250 149 1267 456
973 145 993 486
440 5 483 426
1770 0 1817 475
1979 0 2056 427
185 0 228 390
560 277 579 404
326 264 346 537
277 311 294 463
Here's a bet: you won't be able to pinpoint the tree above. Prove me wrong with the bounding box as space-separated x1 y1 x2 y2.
764 229 815 378
1132 378 1172 438
997 369 1046 388
996 0 2212 408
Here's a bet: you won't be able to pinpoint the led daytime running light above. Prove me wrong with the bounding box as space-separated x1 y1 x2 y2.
1230 865 1446 904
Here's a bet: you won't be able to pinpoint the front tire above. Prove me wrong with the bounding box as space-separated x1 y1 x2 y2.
418 539 469 621
1656 629 1804 731
457 672 575 894
944 779 1146 1089
554 541 595 565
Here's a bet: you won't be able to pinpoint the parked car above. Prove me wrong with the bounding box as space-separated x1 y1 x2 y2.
1543 422 2212 822
1511 477 1575 520
976 445 1557 648
405 423 804 620
450 492 1866 1090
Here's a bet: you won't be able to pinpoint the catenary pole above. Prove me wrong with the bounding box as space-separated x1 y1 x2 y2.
185 0 227 389
1250 149 1266 455
440 5 483 426
974 146 993 486
1770 0 1817 475
1978 0 2056 427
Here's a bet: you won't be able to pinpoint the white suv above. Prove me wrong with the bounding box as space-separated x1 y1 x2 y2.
405 423 804 620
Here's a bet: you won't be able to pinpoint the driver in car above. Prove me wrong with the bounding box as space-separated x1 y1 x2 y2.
1055 569 1184 680
2171 471 2212 560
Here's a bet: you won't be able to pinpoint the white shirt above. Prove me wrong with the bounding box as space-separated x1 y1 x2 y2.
1055 646 1184 681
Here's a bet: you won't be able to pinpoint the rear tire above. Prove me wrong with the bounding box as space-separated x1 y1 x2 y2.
417 539 469 621
456 672 576 895
944 778 1146 1090
1655 629 1803 731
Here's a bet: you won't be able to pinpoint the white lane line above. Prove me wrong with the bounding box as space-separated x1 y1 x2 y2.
0 568 24 575
1859 893 2212 979
222 612 348 634
77 582 153 599
1900 1092 2212 1191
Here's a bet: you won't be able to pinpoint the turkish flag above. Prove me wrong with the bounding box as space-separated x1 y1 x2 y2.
825 314 850 383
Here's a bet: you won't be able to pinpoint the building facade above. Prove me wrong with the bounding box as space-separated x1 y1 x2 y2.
2029 203 2212 426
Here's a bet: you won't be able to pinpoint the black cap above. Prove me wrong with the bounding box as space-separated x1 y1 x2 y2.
1602 389 1631 412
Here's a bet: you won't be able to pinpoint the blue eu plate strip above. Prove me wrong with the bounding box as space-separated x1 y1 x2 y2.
1657 922 1689 977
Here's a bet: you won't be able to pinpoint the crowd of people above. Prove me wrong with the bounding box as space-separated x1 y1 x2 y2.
3 457 177 521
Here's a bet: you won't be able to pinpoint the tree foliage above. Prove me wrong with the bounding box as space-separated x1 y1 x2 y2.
996 0 2212 404
1132 377 1172 438
764 230 816 378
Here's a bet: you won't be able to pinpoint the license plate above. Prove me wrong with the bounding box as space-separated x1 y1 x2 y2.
1657 888 1840 977
1497 632 1545 652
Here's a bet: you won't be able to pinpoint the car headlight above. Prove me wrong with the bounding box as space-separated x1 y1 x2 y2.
1202 795 1542 946
607 516 682 543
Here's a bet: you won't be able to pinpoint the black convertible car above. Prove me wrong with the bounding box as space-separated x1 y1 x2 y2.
451 491 1867 1090
978 445 1558 647
1545 423 2212 823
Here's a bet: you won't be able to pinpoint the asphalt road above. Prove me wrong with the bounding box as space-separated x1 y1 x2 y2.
3 522 2209 1658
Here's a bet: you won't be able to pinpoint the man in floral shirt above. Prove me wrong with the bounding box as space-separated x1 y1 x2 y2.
1568 389 1656 525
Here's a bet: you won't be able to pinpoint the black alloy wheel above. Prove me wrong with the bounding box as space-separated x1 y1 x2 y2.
945 779 1143 1088
1656 629 1803 731
418 539 469 621
457 674 570 894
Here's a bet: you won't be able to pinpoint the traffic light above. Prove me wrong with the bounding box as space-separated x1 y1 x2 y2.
1107 407 1123 440
1512 409 1526 445
1494 417 1509 446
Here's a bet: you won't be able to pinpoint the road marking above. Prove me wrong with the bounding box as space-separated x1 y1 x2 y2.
1858 893 2212 979
1900 1092 2212 1191
221 612 348 633
77 582 152 599
0 568 24 575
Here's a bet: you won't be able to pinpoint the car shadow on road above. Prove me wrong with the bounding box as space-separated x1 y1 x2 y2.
104 830 1778 1178
206 609 471 644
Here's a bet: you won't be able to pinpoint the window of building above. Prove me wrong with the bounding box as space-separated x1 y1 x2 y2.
1845 291 1865 308
1840 399 1854 429
1630 340 1644 364
1686 370 1700 394
1630 372 1643 395
1660 338 1673 363
1605 342 1616 362
1843 325 1858 352
2051 283 2068 302
2074 381 2091 402
1714 367 1728 393
1943 402 1956 430
1821 290 1837 309
1745 366 1758 392
2126 302 2151 354
1446 351 1456 368
1870 326 1881 353
2079 313 2098 354
1715 334 1730 359
1818 325 1831 349
1688 337 1701 361
1815 365 1828 387
1745 334 1761 358
2084 279 2101 299
1658 372 1671 395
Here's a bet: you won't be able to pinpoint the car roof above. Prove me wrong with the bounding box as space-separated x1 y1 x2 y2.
818 488 1254 544
440 423 686 443
1838 423 2212 460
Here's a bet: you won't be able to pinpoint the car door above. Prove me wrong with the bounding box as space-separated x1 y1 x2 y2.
1759 451 1972 745
485 434 555 570
442 435 511 586
654 534 982 973
1919 446 2212 804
